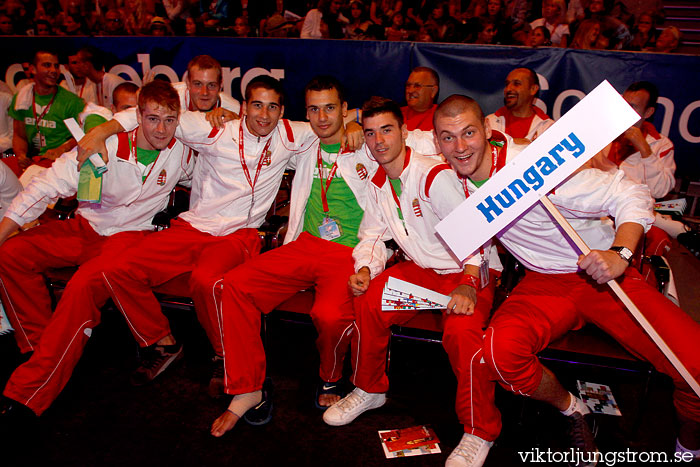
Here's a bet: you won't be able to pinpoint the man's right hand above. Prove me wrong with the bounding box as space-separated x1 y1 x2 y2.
206 108 239 129
348 267 371 296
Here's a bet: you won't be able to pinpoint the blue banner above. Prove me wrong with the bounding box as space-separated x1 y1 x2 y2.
2 37 698 176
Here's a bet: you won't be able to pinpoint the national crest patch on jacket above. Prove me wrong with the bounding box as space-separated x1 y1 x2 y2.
356 163 368 180
412 198 422 217
261 150 272 166
157 169 167 186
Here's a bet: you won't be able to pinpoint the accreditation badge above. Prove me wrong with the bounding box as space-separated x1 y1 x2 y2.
480 253 490 289
318 216 342 241
32 131 47 150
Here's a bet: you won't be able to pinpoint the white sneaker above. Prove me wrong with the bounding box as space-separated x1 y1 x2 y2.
322 388 386 426
445 433 493 467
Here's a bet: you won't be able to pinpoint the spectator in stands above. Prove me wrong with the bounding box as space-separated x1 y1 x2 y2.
472 17 499 44
123 0 151 34
4 0 30 35
0 80 193 422
652 26 681 53
200 0 231 29
302 0 348 39
504 0 531 30
209 76 373 435
232 16 251 37
101 9 128 35
148 16 174 35
572 0 631 49
406 0 437 28
424 1 460 42
184 16 202 35
345 0 373 40
385 11 410 41
34 19 52 36
528 24 552 46
9 49 85 172
622 0 664 25
60 14 86 35
370 0 403 27
530 0 569 47
0 13 13 35
402 66 439 131
79 46 126 110
625 10 659 51
569 18 603 49
483 0 518 45
415 24 434 41
486 67 553 142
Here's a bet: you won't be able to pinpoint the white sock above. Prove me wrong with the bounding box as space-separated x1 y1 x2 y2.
560 392 590 416
226 390 262 418
676 439 700 459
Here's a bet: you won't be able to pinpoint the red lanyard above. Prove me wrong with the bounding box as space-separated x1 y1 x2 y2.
32 91 57 133
317 144 339 213
238 122 271 195
130 128 161 184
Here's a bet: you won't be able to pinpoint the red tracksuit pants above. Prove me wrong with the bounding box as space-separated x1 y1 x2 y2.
484 268 700 422
102 218 261 355
0 216 148 415
352 260 502 442
220 233 356 394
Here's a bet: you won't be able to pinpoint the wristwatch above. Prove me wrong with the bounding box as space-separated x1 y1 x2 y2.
609 246 634 264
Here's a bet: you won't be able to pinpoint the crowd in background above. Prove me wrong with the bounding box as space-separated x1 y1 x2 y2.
0 0 682 53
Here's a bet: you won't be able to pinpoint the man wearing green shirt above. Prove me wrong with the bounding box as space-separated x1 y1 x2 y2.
210 76 377 436
9 49 85 171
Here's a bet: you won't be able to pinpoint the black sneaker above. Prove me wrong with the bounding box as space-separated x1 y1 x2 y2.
242 377 273 426
130 342 183 386
567 412 599 467
208 355 225 398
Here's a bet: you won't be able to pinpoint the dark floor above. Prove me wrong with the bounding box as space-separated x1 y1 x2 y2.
0 296 685 467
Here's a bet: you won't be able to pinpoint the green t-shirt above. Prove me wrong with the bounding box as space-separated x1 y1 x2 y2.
303 143 363 248
472 178 489 188
84 114 108 133
389 178 403 220
128 137 160 182
9 86 85 156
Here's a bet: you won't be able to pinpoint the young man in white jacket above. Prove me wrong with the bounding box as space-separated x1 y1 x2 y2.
322 98 503 467
434 94 700 466
0 80 194 419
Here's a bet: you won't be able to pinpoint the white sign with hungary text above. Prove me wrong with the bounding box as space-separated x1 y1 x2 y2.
435 80 640 262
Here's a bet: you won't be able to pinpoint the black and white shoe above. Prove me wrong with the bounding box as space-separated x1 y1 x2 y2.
130 342 183 386
242 377 273 426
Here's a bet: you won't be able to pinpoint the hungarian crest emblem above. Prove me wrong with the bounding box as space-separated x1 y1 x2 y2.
157 169 167 186
412 198 422 217
356 163 368 180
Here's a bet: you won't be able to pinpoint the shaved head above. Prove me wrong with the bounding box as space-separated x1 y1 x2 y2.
434 94 485 128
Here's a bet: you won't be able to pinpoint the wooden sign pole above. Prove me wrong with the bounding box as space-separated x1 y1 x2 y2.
540 196 700 398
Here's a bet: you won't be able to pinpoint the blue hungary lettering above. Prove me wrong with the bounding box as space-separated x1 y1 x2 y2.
476 132 585 223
